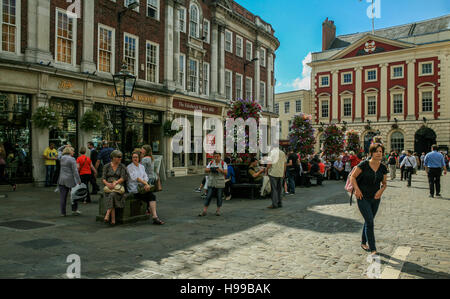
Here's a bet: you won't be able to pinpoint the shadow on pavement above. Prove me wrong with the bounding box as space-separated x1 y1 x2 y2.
378 253 450 279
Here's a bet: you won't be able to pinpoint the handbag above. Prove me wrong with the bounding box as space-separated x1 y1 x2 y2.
104 183 125 195
138 184 151 194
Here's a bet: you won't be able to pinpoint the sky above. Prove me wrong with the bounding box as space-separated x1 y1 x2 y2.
235 0 450 94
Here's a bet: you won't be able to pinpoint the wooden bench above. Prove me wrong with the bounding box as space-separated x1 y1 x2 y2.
230 164 263 200
96 192 150 224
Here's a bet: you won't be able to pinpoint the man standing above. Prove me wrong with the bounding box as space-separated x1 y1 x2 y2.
43 143 58 187
266 147 287 209
424 145 448 198
286 149 298 195
87 142 100 195
333 157 344 181
95 141 115 171
400 150 417 187
388 152 397 180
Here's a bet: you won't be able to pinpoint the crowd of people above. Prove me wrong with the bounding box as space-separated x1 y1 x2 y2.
49 141 164 226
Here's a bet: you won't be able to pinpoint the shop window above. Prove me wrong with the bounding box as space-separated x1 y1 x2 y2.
49 98 78 152
0 92 32 183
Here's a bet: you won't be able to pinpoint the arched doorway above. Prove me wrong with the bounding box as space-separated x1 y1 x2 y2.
390 131 404 153
415 126 436 154
364 131 377 153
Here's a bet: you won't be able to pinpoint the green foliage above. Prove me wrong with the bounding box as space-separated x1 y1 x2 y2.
80 110 104 132
31 107 60 130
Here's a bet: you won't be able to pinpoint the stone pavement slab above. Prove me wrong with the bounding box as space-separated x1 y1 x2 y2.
0 171 449 279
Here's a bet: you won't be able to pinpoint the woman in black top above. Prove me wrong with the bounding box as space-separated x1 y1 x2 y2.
350 144 388 255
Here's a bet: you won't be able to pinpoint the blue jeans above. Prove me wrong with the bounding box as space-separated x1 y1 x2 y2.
357 197 380 252
45 165 56 186
204 187 224 208
287 169 296 194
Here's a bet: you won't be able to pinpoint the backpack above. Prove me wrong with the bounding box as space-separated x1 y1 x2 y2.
345 161 368 206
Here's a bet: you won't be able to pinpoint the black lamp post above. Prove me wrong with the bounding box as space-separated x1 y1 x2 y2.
113 62 137 152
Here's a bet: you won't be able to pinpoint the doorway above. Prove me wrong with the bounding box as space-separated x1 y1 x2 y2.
414 126 436 154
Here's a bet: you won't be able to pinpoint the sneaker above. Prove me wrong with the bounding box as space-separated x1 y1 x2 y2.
436 194 442 198
429 195 434 198
194 188 202 193
225 196 232 201
72 211 82 216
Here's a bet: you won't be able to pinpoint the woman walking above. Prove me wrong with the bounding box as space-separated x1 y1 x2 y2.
128 150 164 225
102 150 128 225
350 144 388 256
76 147 97 204
140 145 164 225
0 143 16 191
58 147 82 216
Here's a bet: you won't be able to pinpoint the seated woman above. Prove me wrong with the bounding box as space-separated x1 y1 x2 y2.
102 150 128 225
248 158 271 196
127 151 164 225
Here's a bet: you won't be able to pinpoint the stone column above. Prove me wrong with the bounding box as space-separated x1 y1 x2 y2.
81 0 96 73
25 0 53 64
32 93 50 187
331 70 339 122
164 0 175 89
210 22 219 96
407 59 416 120
79 82 94 150
255 43 261 105
355 66 363 122
379 63 388 121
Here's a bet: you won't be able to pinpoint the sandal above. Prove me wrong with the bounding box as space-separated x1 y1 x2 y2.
361 244 370 252
198 211 207 217
152 218 165 225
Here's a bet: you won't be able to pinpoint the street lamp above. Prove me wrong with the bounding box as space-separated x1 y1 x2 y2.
113 62 137 152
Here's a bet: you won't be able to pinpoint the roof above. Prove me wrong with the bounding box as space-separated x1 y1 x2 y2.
329 14 450 50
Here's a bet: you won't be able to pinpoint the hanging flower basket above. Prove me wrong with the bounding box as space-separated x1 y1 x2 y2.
345 130 361 153
31 106 60 130
288 113 316 155
163 120 181 137
80 110 104 132
323 124 345 157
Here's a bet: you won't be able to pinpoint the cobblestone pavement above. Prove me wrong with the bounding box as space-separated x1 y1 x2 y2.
0 171 449 279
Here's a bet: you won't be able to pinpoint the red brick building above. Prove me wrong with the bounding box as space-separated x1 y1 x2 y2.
0 0 279 185
309 15 450 155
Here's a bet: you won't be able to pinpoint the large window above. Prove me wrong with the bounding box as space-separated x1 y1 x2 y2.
225 70 232 100
343 98 352 117
422 91 433 112
98 25 114 73
284 101 290 114
260 82 266 107
203 19 210 43
0 92 32 183
321 100 329 118
146 42 159 83
1 0 20 54
225 30 233 53
124 33 138 76
235 73 243 99
393 94 403 114
179 54 185 89
246 41 253 61
56 9 76 64
203 63 209 96
236 35 243 57
49 98 78 153
367 96 376 115
274 103 279 114
178 7 186 33
391 132 404 153
245 77 252 100
296 100 302 113
260 48 266 67
189 59 198 93
189 4 199 38
366 69 377 82
146 0 159 20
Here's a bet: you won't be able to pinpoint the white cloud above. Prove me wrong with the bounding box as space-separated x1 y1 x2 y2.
288 52 312 91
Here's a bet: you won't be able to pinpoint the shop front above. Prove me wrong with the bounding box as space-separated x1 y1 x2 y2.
0 92 33 184
49 97 79 152
170 98 225 176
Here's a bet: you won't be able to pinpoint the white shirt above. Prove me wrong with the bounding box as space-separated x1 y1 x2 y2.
334 161 343 170
127 163 148 194
400 156 417 168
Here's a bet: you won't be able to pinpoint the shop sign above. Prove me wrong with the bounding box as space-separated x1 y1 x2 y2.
173 98 221 115
58 80 74 90
107 89 158 105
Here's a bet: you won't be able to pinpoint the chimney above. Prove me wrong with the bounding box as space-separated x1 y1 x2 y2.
322 18 336 51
